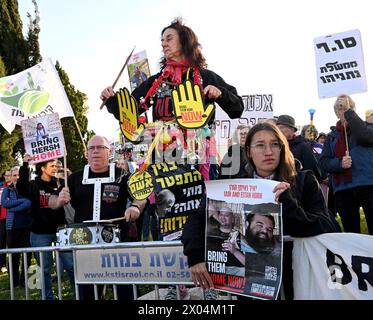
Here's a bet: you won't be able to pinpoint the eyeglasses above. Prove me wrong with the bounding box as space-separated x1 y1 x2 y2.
87 145 109 152
250 141 282 153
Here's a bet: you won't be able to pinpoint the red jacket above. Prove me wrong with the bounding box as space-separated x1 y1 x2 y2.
0 182 8 220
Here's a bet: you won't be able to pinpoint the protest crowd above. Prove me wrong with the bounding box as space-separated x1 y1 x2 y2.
1 17 372 301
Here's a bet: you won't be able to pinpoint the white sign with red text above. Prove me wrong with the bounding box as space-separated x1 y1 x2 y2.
21 112 66 164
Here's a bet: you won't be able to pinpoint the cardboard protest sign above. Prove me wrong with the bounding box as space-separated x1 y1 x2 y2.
172 80 215 129
205 178 282 300
215 94 273 159
127 50 151 92
314 29 367 98
150 162 205 241
21 112 66 164
128 162 205 240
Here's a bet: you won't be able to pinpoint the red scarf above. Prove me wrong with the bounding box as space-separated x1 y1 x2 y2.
334 121 352 185
141 59 202 110
162 59 189 84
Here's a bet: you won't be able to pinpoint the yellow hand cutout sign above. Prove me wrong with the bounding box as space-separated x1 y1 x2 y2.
172 80 215 129
117 87 145 142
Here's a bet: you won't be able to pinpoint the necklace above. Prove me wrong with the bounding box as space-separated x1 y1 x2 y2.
140 67 203 110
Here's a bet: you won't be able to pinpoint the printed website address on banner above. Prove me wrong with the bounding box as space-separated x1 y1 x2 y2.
83 270 190 279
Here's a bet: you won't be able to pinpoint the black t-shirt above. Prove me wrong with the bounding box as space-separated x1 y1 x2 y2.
207 227 243 268
67 167 132 240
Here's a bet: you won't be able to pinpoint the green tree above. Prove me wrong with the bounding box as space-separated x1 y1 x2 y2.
0 0 28 174
0 56 6 76
0 1 93 175
0 54 19 173
11 0 42 158
26 0 41 67
0 0 42 163
55 61 94 172
0 0 28 74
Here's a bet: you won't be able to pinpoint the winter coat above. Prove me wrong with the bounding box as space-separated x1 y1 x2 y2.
182 167 339 267
319 109 373 193
1 184 32 230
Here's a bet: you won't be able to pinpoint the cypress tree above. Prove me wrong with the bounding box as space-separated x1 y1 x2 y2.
0 0 28 174
0 1 94 175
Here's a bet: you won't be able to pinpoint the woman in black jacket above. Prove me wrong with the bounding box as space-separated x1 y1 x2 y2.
101 18 243 126
100 18 244 181
182 122 339 299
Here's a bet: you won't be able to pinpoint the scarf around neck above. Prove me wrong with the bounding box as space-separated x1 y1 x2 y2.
163 59 189 84
141 59 202 109
334 121 352 185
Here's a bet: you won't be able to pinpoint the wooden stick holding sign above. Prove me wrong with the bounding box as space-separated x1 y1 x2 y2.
72 116 87 154
63 155 68 183
99 46 136 110
62 155 76 224
344 96 350 156
344 125 350 156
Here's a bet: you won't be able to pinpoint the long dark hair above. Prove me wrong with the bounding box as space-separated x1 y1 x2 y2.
160 17 206 69
244 122 297 185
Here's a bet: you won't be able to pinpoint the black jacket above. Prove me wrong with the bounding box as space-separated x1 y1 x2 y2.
106 68 244 124
289 135 324 182
182 167 339 267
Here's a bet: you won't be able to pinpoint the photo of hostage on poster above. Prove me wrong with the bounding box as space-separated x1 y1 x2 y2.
128 161 206 241
205 178 283 300
21 112 66 164
152 162 206 241
127 50 151 92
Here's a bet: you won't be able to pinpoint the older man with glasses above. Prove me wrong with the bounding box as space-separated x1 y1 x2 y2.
50 135 146 300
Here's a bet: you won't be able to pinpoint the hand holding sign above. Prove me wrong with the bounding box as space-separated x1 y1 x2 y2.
23 153 33 163
117 87 145 142
172 80 215 129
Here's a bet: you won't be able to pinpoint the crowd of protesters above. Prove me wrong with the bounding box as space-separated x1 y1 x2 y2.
1 17 372 301
1 99 372 300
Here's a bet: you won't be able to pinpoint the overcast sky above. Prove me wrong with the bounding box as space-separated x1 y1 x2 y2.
18 0 373 141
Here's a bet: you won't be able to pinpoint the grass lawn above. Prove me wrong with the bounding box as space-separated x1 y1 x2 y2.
0 266 75 300
335 207 369 234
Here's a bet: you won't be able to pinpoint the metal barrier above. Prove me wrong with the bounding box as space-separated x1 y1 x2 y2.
0 241 196 300
0 238 292 300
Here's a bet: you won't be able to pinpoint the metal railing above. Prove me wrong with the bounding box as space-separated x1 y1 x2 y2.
0 241 195 300
1 239 292 300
